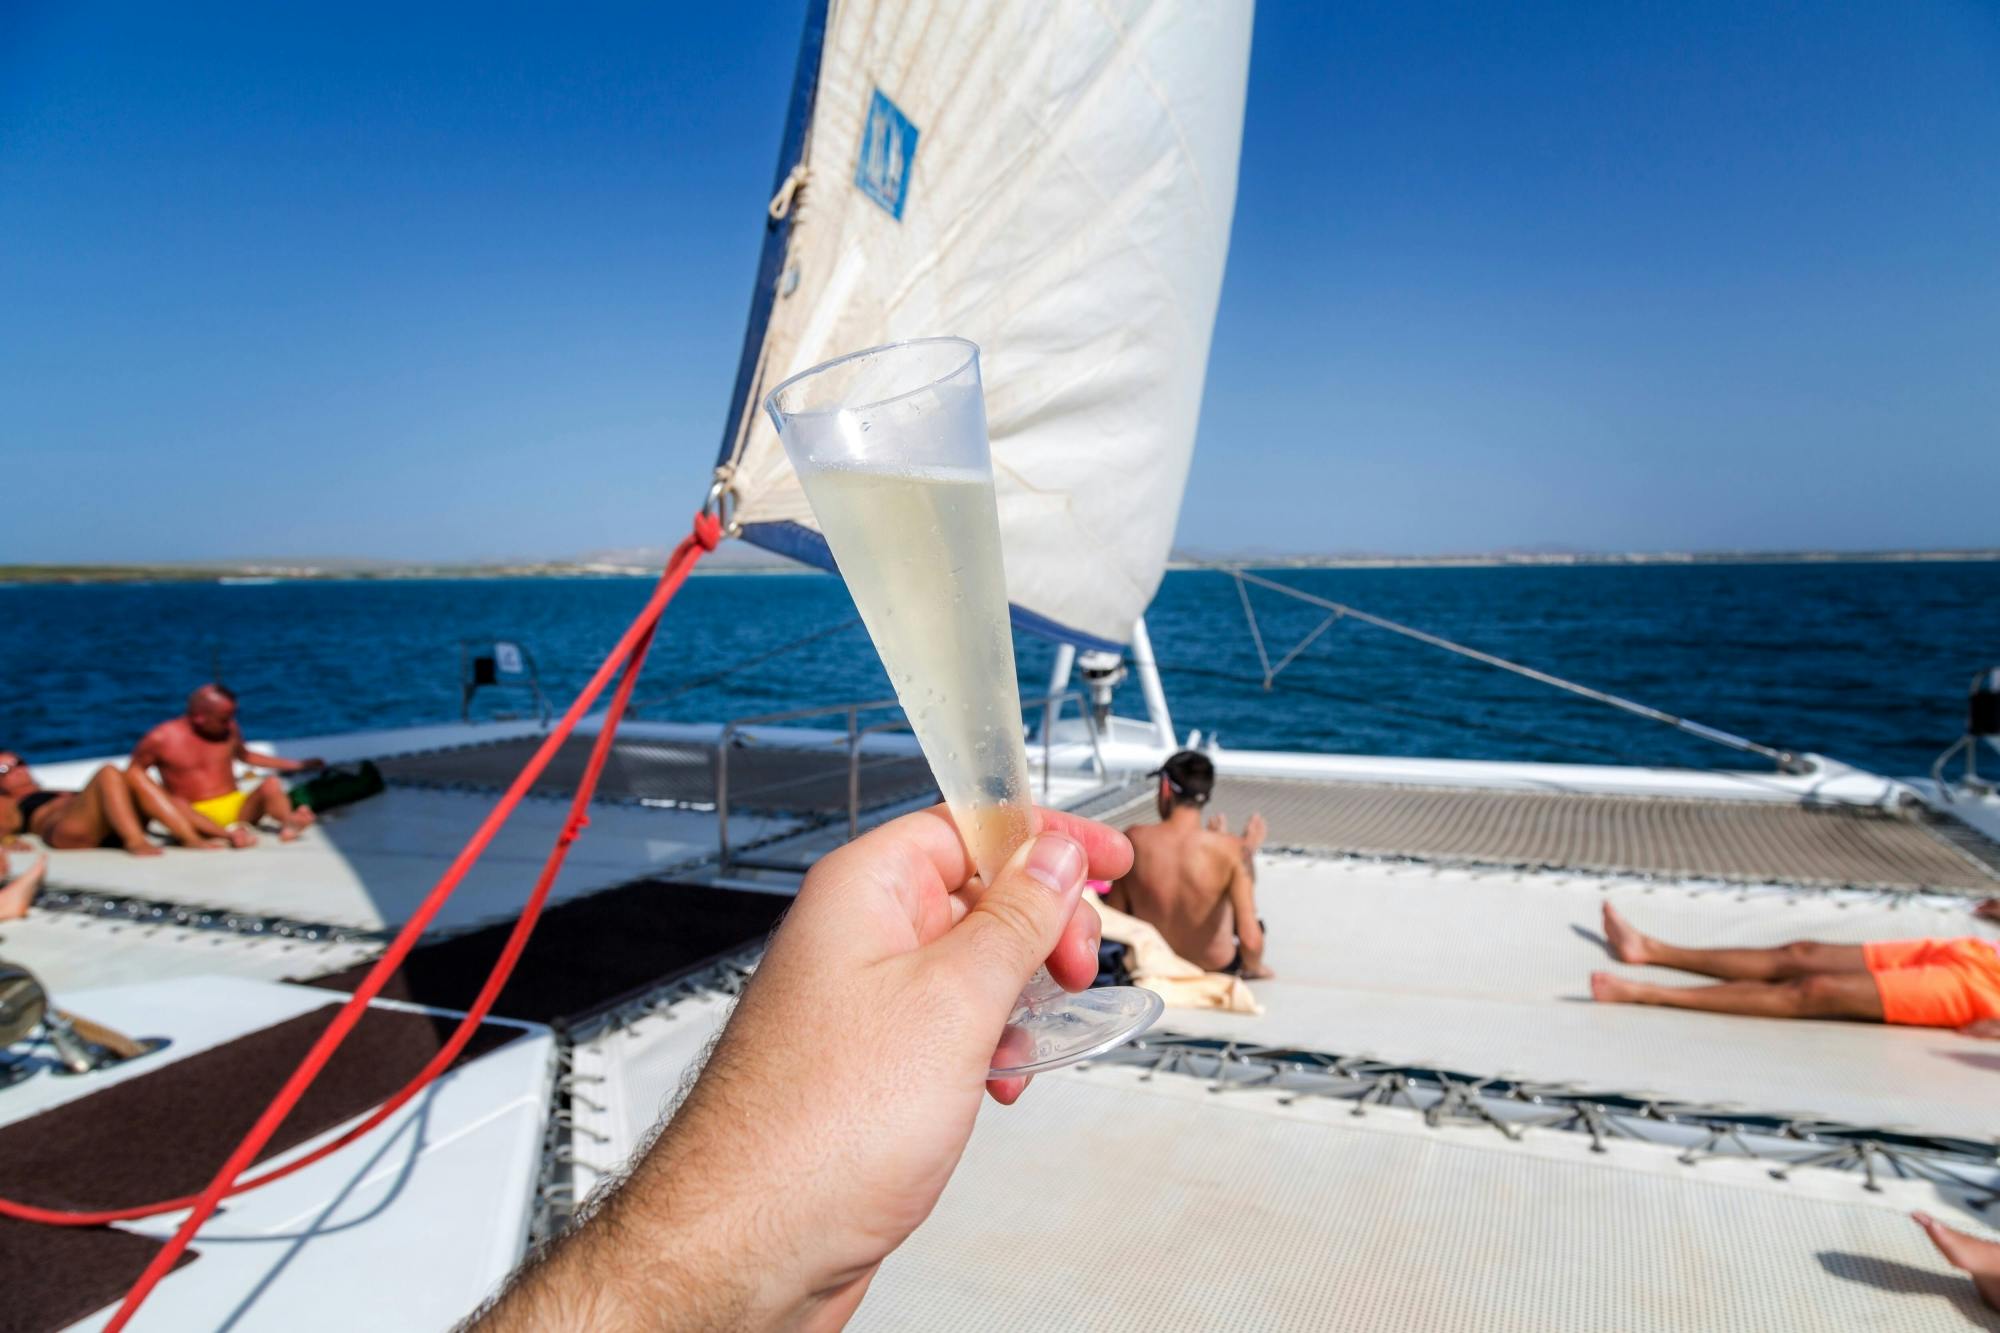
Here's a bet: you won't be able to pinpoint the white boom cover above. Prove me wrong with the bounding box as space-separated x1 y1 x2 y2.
723 0 1252 649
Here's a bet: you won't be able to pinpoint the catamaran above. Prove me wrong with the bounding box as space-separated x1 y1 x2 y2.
5 2 1998 1328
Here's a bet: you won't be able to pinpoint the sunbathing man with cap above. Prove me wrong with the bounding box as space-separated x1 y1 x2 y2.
1591 902 2000 1037
130 684 324 844
1104 750 1273 979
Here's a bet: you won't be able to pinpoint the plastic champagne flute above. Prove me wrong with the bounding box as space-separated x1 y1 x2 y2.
764 337 1165 1076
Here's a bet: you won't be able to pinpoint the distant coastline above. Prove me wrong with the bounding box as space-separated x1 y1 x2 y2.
5 547 1997 587
1167 547 2000 572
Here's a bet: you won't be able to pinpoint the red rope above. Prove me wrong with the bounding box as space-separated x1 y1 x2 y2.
0 515 718 1330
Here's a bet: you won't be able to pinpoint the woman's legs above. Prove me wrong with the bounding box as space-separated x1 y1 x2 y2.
46 768 160 855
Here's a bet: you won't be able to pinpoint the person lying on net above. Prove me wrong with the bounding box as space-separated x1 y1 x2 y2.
130 683 323 844
1590 902 2000 1037
1102 749 1274 979
0 751 218 856
472 804 1122 1330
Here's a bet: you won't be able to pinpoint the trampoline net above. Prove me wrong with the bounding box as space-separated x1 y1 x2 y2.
374 733 938 817
1091 775 1999 893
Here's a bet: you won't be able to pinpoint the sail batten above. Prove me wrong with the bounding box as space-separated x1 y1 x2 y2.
721 0 1253 649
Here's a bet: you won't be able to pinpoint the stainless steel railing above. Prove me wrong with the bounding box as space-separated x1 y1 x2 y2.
1037 690 1108 798
715 697 902 872
714 690 1112 873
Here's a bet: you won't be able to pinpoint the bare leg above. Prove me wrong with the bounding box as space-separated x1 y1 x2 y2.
241 776 313 842
123 767 220 849
0 854 46 920
1601 904 1867 980
1915 1212 2000 1311
47 769 161 856
1590 969 1884 1021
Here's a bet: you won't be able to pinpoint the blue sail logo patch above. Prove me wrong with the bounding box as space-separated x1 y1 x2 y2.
855 89 919 221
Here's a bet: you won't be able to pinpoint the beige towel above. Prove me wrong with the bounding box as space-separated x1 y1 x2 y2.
1082 895 1264 1016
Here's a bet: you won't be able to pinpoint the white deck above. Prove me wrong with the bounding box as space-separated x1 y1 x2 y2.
0 911 377 994
14 714 2000 1329
1160 855 2000 1141
27 787 797 934
0 975 551 1333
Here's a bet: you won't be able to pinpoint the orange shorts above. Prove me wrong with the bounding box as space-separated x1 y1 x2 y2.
1863 937 2000 1028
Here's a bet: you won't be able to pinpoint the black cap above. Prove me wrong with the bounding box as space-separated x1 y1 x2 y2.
1152 750 1215 807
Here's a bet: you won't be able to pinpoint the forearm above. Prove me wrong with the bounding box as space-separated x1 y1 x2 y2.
477 1139 756 1331
475 1049 832 1331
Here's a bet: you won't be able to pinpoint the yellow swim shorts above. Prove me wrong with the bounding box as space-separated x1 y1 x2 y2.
191 788 250 827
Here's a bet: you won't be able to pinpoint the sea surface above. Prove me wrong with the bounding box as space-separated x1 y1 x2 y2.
2 562 1993 779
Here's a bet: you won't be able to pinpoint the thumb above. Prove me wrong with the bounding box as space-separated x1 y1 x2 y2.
934 831 1088 1014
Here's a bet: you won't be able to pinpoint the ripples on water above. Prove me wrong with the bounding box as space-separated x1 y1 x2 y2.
3 562 1993 778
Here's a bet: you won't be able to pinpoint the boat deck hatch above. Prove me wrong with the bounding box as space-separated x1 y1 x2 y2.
0 1215 197 1333
0 1005 518 1215
300 880 789 1026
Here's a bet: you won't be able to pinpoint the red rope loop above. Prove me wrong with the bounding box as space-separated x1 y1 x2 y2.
11 519 719 1330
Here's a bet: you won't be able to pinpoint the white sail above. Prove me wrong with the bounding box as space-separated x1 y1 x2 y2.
715 0 1253 650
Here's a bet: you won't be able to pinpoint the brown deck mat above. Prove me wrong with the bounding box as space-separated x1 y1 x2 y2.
0 1005 520 1213
1 1217 198 1333
299 881 788 1024
374 734 938 815
1194 777 2000 893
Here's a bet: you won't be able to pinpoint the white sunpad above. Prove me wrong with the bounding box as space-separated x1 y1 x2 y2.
28 788 799 933
1157 856 2000 1141
3 976 553 1332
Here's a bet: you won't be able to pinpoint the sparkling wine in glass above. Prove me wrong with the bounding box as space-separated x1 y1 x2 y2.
765 337 1164 1076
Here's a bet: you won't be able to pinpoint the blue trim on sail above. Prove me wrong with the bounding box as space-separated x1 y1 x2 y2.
739 521 1128 655
713 0 832 469
738 520 838 574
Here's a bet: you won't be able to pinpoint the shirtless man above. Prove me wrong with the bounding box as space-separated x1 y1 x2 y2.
1104 750 1273 979
130 684 324 844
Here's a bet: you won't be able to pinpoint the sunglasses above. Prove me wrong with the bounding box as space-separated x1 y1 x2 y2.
0 758 20 777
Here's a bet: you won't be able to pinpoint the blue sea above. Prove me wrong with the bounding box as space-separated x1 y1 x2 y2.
2 562 1993 779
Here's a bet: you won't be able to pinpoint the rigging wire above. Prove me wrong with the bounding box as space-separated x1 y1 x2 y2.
1228 569 1801 771
631 615 862 710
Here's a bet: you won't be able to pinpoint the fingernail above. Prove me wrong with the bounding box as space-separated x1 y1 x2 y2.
1023 833 1085 894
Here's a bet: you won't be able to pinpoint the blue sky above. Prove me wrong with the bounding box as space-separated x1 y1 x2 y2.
4 1 1995 563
